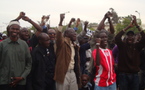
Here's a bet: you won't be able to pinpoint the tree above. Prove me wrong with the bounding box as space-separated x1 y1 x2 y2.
115 15 142 34
109 8 119 24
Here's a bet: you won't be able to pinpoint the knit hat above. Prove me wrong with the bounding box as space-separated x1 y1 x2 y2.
126 31 134 35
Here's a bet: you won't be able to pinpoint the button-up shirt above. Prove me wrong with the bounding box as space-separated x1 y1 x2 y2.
0 38 32 85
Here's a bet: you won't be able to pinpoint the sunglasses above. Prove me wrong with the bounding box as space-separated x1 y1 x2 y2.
48 33 56 35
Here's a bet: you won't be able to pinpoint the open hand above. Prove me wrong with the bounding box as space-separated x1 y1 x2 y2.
41 15 45 20
76 18 80 25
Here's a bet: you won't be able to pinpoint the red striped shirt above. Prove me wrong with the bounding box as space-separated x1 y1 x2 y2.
92 48 116 87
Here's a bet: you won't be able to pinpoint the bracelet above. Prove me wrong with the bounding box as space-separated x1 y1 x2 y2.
96 43 100 46
136 26 140 28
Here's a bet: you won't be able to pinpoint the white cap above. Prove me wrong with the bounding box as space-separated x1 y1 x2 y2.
8 21 20 27
2 34 7 37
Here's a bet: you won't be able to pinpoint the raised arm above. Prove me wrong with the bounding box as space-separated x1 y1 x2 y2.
40 15 46 27
75 18 81 28
84 21 89 32
22 16 43 36
68 18 75 28
13 12 25 21
40 15 50 28
115 19 134 44
56 14 65 48
58 14 65 26
133 15 145 49
133 15 142 32
107 12 115 34
97 13 108 30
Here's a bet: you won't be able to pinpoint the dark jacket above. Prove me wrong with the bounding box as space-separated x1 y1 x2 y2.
140 48 145 71
115 31 145 73
31 44 56 90
80 43 90 66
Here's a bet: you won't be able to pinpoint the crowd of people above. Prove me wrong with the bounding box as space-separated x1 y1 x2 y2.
0 11 145 90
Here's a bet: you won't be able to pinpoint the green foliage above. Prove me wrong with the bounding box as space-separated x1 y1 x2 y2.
25 26 35 37
110 8 119 24
115 16 141 35
60 23 95 34
28 26 36 32
2 31 7 34
71 23 95 34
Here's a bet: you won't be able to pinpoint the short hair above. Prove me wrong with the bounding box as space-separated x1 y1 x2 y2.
64 28 74 36
38 33 48 41
95 30 108 38
48 29 56 32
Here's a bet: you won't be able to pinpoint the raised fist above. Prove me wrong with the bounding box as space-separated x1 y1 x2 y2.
60 13 65 20
71 18 76 22
22 16 31 21
19 12 25 18
105 11 112 18
84 21 89 25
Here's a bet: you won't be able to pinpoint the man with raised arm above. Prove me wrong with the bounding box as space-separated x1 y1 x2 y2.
90 11 115 50
54 14 81 90
115 15 145 90
92 31 116 90
88 12 115 82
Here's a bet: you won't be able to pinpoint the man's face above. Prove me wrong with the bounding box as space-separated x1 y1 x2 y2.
68 29 77 41
20 28 30 40
81 76 88 86
9 24 20 38
126 33 135 44
79 35 90 45
47 29 56 41
99 33 108 48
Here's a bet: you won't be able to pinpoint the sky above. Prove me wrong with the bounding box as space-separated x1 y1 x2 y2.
0 0 145 32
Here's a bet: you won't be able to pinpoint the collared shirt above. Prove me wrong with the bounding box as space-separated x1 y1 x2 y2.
68 42 75 70
0 38 32 85
58 26 75 70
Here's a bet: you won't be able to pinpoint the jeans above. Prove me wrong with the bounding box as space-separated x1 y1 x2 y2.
139 70 145 90
119 73 139 90
94 82 116 90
